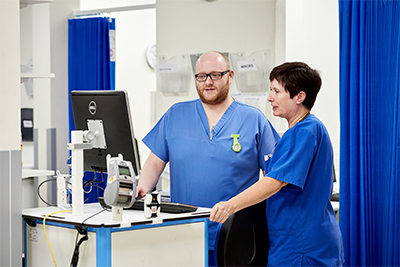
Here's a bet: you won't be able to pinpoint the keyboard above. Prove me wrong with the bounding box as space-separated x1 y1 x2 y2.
127 200 198 214
98 197 198 214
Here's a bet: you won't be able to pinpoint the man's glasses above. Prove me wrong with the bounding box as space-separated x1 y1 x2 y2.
194 70 230 82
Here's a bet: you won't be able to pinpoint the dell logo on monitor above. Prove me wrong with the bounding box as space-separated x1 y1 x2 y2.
89 101 97 115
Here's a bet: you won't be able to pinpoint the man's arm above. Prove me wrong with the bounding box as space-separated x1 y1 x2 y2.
136 152 167 198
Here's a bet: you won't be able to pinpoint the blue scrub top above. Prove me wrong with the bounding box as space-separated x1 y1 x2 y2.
265 114 344 266
143 99 280 250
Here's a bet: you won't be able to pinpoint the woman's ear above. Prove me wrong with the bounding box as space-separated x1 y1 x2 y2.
296 91 306 104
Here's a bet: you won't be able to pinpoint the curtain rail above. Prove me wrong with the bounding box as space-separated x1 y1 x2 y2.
72 3 155 17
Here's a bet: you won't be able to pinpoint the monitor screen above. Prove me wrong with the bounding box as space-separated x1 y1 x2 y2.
70 90 141 175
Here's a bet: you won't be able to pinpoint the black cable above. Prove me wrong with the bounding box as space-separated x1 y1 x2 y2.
82 170 105 196
37 178 57 206
82 208 107 224
83 184 105 204
69 208 107 267
70 234 88 267
82 169 104 189
84 183 105 192
37 177 73 206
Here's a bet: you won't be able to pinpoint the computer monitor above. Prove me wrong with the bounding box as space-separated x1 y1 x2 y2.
70 90 141 176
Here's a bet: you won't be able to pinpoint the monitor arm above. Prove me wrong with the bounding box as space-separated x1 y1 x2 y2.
67 130 93 216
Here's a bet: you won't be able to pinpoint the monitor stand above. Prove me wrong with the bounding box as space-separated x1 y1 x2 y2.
66 130 93 216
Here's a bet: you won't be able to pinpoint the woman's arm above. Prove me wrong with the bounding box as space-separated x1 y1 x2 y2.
210 176 288 223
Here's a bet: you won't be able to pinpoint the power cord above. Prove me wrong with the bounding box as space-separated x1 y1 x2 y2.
69 208 107 267
37 174 72 206
37 178 57 206
37 171 105 206
70 227 88 267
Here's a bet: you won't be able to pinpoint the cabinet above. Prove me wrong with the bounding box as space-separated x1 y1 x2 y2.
23 204 210 266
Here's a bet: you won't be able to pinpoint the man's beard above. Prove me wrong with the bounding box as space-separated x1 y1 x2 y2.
196 79 230 105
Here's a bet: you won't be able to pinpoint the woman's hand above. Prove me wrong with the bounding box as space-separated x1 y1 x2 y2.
210 177 287 224
209 201 236 224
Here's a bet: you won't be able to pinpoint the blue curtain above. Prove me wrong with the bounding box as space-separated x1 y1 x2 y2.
339 1 400 266
68 17 116 203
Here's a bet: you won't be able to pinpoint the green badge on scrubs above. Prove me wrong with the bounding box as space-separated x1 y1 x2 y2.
231 134 242 152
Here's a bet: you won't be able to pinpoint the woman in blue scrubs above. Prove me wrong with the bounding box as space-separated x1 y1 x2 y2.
210 62 344 266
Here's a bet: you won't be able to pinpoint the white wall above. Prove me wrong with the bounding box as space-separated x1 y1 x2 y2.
284 0 340 164
155 0 340 162
152 0 277 130
1 0 21 151
20 5 34 167
0 1 22 266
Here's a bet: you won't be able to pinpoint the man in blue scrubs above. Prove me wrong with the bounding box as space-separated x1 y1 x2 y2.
136 51 280 262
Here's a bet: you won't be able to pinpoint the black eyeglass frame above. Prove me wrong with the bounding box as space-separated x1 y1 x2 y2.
194 70 231 82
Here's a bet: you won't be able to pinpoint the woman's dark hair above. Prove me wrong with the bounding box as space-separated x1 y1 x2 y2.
269 62 321 110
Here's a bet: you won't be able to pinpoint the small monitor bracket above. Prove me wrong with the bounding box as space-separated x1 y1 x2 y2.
87 119 107 149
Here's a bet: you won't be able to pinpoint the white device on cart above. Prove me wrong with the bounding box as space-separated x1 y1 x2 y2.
104 154 136 221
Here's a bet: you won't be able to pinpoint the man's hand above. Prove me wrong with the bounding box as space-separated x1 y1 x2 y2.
135 186 147 199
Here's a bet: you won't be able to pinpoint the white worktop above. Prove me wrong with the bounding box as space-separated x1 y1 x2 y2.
22 203 211 228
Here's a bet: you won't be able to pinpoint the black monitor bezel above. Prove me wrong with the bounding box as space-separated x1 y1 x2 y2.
70 90 141 175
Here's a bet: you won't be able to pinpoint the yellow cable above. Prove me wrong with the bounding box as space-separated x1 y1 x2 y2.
43 210 72 267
